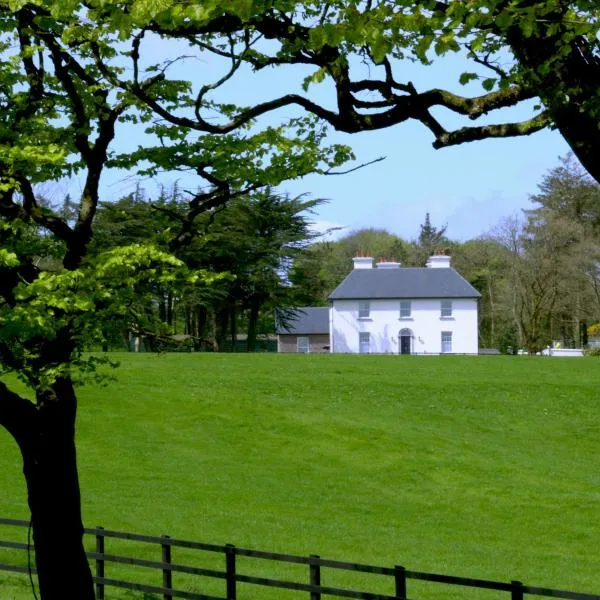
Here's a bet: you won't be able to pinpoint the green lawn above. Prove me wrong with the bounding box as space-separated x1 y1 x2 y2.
1 354 599 599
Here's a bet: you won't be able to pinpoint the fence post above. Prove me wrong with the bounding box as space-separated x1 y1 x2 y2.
162 535 172 600
309 554 321 600
225 544 237 600
511 580 524 600
95 526 105 600
394 566 406 599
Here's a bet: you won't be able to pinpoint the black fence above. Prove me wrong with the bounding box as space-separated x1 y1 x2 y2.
1 517 598 600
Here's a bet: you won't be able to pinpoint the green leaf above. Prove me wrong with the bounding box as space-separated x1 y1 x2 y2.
0 249 19 267
302 67 328 92
520 18 535 38
482 78 496 92
459 72 478 86
495 10 514 29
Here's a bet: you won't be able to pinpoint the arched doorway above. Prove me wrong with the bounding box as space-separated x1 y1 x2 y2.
399 328 412 355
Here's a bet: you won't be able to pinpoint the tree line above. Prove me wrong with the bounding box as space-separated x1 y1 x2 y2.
86 185 327 352
292 155 600 355
38 154 598 357
32 185 454 352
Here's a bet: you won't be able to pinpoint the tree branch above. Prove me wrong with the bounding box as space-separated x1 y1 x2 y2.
16 9 45 121
420 85 535 119
65 100 126 270
34 29 93 162
324 155 386 175
134 7 573 165
17 177 76 244
432 111 551 148
466 46 509 79
194 34 248 124
0 381 37 450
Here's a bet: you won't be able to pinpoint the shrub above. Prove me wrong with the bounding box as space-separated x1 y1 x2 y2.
587 323 600 338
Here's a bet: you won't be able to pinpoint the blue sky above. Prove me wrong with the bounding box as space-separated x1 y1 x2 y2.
280 122 570 241
90 37 572 243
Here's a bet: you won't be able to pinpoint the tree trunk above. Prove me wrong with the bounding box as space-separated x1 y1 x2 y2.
167 292 174 327
246 297 261 352
209 309 218 351
1 378 95 600
158 290 167 323
196 306 208 351
507 8 600 185
487 277 496 347
230 304 237 352
215 306 229 352
184 308 192 336
581 319 588 347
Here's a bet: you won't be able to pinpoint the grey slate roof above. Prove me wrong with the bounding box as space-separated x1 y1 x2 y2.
328 268 481 300
276 307 329 335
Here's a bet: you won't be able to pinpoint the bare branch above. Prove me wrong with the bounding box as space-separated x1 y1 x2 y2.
134 7 549 152
17 177 76 245
467 46 509 79
186 37 240 60
131 84 345 133
169 180 267 252
131 29 145 86
324 156 386 175
194 34 246 123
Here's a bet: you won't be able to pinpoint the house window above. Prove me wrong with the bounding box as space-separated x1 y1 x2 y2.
400 300 411 318
297 336 310 353
441 300 453 318
441 331 452 353
359 332 370 354
358 301 370 319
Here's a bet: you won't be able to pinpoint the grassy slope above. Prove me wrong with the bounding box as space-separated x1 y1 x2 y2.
1 354 599 598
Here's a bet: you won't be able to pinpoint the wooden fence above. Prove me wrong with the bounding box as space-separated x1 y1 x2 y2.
1 517 598 600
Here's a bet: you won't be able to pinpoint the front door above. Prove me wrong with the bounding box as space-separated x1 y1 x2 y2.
400 335 411 355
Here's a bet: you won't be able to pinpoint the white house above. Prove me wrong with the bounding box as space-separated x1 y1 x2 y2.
328 255 480 354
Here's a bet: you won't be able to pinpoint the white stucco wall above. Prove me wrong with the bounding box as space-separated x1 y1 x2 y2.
330 298 478 354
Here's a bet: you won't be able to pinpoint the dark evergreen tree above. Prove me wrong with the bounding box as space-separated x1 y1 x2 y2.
413 213 449 266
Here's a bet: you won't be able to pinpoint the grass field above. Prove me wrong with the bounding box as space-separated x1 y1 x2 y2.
1 354 599 599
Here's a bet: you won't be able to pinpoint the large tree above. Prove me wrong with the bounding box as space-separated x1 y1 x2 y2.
90 186 326 351
451 237 513 348
526 154 600 237
523 155 600 345
0 3 351 598
413 213 450 266
490 160 600 354
290 228 409 304
202 189 326 352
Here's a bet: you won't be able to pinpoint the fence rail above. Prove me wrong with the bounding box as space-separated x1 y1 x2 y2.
1 517 598 600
